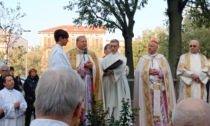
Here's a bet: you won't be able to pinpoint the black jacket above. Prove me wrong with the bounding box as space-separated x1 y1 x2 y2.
24 75 39 105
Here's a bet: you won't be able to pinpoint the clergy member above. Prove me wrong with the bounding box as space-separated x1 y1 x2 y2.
0 94 5 126
48 29 72 68
101 39 131 120
66 35 102 124
134 39 176 126
0 75 27 126
177 40 209 102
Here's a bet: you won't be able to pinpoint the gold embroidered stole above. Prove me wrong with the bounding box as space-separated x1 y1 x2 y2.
142 58 153 126
142 56 172 126
158 57 172 119
67 48 101 100
180 53 205 98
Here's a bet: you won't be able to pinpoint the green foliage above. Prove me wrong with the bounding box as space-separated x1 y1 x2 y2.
7 46 43 77
81 99 139 126
182 16 210 58
8 46 26 76
187 0 210 28
132 36 147 69
64 0 147 32
26 46 44 76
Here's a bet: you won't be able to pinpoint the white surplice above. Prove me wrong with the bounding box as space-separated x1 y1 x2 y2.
30 119 68 126
0 88 27 126
134 54 176 126
101 52 131 120
177 52 209 102
0 94 5 126
48 44 72 69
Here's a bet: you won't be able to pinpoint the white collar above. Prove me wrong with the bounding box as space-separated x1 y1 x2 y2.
149 53 157 57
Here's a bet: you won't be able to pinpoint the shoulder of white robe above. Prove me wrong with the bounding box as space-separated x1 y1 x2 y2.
142 54 150 59
156 54 164 59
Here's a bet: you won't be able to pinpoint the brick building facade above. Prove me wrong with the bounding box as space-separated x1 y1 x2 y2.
38 25 106 69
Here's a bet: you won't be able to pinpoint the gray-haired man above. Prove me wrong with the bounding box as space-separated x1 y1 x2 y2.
30 66 85 126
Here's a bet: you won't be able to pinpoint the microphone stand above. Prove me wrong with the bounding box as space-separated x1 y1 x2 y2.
79 48 88 67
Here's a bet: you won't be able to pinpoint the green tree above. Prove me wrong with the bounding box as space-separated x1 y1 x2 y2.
8 46 26 76
26 46 43 76
156 28 169 59
0 2 26 64
188 0 210 28
64 0 148 79
132 36 147 69
182 17 210 58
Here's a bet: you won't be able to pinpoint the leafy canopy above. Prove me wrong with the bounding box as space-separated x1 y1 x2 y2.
64 0 147 32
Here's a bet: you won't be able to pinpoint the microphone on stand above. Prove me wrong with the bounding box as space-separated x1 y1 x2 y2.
83 48 90 61
79 48 88 67
84 48 88 55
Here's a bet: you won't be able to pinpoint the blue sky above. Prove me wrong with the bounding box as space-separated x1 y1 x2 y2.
4 0 167 46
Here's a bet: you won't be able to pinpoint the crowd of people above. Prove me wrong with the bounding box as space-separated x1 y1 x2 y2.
0 28 210 126
0 65 39 126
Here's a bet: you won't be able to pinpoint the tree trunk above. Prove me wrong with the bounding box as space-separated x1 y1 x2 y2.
5 45 9 65
167 0 184 100
167 0 183 79
124 36 134 79
123 32 134 99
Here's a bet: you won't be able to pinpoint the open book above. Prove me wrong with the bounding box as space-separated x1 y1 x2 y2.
103 59 123 72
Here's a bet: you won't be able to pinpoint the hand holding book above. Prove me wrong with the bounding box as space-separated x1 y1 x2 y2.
103 59 123 72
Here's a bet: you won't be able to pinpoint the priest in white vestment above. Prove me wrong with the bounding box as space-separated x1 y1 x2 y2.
134 40 176 126
66 36 102 124
0 94 5 126
101 39 131 120
177 40 209 102
48 29 72 69
0 75 27 126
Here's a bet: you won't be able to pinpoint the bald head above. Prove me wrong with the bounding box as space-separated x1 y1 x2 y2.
189 40 199 54
190 40 199 46
172 98 210 126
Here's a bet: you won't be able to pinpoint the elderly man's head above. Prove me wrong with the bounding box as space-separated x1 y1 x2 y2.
171 98 210 126
34 66 85 125
76 36 87 51
0 65 10 77
189 40 199 54
148 40 158 55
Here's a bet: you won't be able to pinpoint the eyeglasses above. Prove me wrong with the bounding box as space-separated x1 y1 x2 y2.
189 45 196 48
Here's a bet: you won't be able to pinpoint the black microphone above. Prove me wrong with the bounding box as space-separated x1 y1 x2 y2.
84 48 88 54
79 48 88 67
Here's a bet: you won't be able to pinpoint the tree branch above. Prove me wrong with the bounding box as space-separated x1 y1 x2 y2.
89 2 122 30
180 0 190 12
99 0 124 29
115 0 127 28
